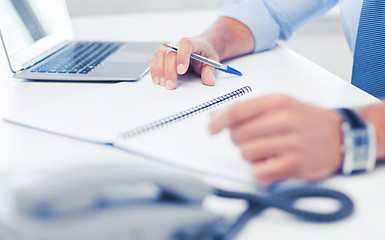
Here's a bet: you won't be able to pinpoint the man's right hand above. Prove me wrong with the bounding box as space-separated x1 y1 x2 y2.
149 17 255 90
150 36 220 90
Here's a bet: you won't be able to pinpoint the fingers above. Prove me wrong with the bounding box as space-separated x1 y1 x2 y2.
237 132 303 184
209 94 297 135
201 65 216 86
150 36 220 90
179 38 216 86
238 135 292 163
176 38 193 75
151 47 168 86
150 38 194 90
229 110 295 145
252 154 299 185
208 94 343 185
164 50 178 90
149 57 157 84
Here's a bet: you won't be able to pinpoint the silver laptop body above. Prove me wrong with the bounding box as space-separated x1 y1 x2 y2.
0 0 160 81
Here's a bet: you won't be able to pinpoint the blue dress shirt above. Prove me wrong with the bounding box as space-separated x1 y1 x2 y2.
220 0 363 53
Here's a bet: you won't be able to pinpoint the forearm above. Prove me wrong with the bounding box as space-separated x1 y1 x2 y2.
200 17 255 61
356 103 385 160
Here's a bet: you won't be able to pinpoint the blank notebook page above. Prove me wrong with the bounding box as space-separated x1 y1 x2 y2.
115 101 255 183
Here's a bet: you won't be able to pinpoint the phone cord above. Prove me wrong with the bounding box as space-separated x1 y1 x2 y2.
207 187 354 240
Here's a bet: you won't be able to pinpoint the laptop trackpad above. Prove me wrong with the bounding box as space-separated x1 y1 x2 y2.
107 51 152 63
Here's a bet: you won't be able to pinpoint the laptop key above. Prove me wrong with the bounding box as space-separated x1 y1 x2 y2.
30 42 123 75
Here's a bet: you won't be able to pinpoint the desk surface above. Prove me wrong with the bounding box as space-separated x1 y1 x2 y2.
0 10 384 240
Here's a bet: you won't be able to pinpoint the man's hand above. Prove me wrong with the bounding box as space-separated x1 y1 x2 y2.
209 94 344 185
149 17 255 90
150 37 219 90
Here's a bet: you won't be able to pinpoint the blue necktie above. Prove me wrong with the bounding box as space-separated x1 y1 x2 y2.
351 0 385 99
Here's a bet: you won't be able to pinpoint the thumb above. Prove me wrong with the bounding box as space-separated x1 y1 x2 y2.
201 65 216 86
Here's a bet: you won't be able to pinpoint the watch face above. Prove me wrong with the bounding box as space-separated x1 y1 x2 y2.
352 128 370 170
338 109 376 175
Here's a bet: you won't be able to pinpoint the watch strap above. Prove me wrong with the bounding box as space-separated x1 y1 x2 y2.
337 108 365 129
336 108 377 175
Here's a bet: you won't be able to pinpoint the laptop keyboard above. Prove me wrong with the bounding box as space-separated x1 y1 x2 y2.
30 42 123 74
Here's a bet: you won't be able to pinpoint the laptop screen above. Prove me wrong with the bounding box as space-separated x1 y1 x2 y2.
0 0 69 55
0 0 72 72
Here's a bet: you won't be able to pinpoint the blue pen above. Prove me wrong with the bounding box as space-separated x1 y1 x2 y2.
162 43 242 76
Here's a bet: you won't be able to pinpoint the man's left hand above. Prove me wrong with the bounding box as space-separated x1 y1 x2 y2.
209 94 344 185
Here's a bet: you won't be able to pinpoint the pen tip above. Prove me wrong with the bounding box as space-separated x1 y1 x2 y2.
227 66 243 76
162 43 168 47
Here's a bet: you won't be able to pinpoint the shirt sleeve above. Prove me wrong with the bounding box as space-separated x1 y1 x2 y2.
219 0 339 52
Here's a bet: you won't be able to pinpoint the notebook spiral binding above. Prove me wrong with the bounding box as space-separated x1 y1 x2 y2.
118 86 252 140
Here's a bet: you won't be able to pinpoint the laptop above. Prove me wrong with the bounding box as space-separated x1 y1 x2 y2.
0 0 161 81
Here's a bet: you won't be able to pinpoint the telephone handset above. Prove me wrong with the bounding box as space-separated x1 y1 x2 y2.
3 162 355 240
4 163 223 240
13 163 213 217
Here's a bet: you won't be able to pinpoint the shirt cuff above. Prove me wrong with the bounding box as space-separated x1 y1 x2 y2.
219 0 281 53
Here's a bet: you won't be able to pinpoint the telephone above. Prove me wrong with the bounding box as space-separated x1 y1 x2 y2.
1 163 223 240
0 162 355 240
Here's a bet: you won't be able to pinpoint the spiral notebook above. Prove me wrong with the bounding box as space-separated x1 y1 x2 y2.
7 82 256 182
113 86 254 182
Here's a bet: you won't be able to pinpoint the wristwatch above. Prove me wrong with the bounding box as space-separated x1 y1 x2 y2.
336 108 377 175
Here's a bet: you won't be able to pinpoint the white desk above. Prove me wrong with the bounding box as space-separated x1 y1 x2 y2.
0 10 384 240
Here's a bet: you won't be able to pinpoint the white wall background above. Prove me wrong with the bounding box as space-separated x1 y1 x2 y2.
65 0 353 82
65 0 226 16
